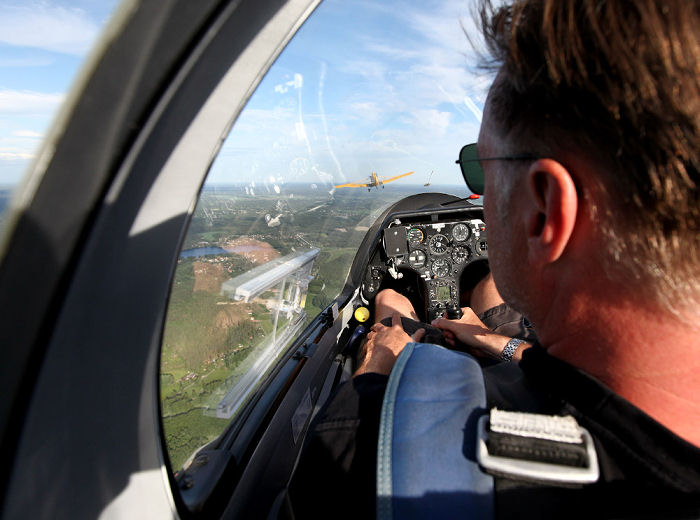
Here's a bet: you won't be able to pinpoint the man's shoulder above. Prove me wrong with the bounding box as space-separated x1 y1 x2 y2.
483 345 700 518
482 354 559 413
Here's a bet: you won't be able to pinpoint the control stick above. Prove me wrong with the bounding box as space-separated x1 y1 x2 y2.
446 302 463 320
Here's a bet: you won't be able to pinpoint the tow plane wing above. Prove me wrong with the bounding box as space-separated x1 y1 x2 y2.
381 171 414 184
334 181 371 188
334 171 414 190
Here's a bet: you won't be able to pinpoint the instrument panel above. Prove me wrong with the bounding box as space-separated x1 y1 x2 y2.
363 217 488 322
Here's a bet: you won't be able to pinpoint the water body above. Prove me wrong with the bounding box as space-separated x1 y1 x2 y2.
180 246 228 258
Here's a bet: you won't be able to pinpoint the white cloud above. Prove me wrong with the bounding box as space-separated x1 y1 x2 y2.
0 2 100 55
203 0 490 188
410 109 452 137
274 73 304 94
0 135 42 159
0 90 64 114
0 150 34 160
362 41 424 62
338 59 388 82
0 128 46 174
0 56 53 67
330 1 491 131
348 102 382 122
12 130 43 138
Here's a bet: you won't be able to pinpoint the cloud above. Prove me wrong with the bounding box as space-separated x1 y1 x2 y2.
329 2 491 130
337 59 388 82
0 89 65 114
0 55 53 67
0 2 100 55
348 102 382 122
0 135 43 161
410 109 451 137
362 41 424 62
274 73 303 94
202 0 490 188
12 130 43 138
0 150 34 160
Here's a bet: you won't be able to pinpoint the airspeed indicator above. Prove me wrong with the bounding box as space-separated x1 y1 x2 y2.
428 234 449 255
407 227 424 245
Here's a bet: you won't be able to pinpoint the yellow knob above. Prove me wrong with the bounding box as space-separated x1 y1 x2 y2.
354 306 370 323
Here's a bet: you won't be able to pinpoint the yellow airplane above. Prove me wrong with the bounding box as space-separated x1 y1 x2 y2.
335 171 414 191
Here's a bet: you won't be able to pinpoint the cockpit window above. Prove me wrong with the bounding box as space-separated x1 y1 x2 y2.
160 0 488 473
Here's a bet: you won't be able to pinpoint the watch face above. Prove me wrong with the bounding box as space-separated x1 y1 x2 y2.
428 234 448 255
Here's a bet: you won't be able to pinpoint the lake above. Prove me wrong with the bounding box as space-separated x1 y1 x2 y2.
180 246 228 258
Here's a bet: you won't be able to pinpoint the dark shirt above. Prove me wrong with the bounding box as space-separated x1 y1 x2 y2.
289 345 700 519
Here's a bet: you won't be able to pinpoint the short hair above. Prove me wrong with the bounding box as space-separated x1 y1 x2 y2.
479 0 700 311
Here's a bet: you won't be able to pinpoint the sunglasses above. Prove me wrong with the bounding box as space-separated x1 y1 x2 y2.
456 143 536 195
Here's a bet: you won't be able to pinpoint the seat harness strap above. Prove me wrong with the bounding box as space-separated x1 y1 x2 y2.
376 342 494 519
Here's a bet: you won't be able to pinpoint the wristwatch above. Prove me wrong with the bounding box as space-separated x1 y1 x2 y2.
501 338 524 362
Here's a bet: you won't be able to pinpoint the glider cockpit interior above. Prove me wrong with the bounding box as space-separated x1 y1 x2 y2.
0 0 488 518
171 193 489 518
358 194 488 325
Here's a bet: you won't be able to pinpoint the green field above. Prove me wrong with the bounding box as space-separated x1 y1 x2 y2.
0 171 458 471
160 184 417 470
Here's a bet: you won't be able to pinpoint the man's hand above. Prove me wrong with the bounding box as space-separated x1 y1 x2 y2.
354 312 425 377
432 307 528 361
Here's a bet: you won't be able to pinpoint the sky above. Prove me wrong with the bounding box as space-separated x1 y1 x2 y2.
210 0 494 190
0 0 494 191
0 0 120 186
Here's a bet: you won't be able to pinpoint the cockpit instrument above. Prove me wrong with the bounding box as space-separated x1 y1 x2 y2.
408 250 427 268
407 227 425 246
428 234 449 255
451 246 469 264
431 258 450 278
451 223 470 242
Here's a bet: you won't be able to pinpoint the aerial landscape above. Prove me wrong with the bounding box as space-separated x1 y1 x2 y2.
159 182 459 470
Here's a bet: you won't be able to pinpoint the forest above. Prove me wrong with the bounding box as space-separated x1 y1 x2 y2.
160 184 404 470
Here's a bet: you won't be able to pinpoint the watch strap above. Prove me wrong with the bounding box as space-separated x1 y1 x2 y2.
501 338 524 362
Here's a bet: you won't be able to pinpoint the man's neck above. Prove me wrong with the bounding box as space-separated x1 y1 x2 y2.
541 294 700 448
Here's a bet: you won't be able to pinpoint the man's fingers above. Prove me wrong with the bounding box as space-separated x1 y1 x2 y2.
391 312 403 328
432 316 455 332
412 328 425 342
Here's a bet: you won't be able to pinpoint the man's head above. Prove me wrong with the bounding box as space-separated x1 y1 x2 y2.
477 0 700 314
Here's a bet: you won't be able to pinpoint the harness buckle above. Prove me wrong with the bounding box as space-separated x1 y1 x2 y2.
476 408 599 485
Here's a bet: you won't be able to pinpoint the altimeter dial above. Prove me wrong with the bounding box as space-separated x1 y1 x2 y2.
428 234 449 255
431 258 450 278
451 246 470 264
451 223 470 242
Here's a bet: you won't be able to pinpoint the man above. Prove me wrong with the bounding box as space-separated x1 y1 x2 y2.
290 1 700 517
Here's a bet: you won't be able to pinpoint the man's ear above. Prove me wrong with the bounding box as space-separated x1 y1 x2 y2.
524 159 578 265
